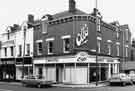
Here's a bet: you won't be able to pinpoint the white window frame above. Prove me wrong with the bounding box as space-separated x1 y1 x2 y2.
125 45 128 57
4 47 7 57
107 40 112 55
36 41 43 55
18 45 22 57
108 44 111 55
116 28 119 39
46 38 54 55
126 29 128 41
41 20 48 34
116 44 120 56
10 46 14 57
26 44 30 56
61 35 71 53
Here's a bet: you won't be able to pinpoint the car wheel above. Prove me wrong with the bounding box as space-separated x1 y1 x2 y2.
122 82 126 86
37 84 41 88
109 83 112 86
22 83 26 87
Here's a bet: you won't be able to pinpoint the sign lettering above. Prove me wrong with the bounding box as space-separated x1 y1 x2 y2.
76 24 88 46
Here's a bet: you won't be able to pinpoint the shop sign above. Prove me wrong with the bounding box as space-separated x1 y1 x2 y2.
2 61 15 64
47 58 58 62
77 57 87 62
106 60 114 63
76 52 88 62
76 24 88 46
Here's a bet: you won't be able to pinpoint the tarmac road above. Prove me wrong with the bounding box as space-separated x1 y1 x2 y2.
0 83 135 91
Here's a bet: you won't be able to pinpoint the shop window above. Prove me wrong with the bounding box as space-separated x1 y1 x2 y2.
48 41 53 54
38 67 43 79
63 38 70 53
26 44 30 56
37 42 43 55
10 46 14 56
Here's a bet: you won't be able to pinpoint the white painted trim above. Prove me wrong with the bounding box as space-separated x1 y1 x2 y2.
90 49 96 52
46 38 55 41
97 37 102 40
61 35 71 39
107 40 112 43
125 45 129 47
116 42 120 45
16 64 32 67
36 40 43 43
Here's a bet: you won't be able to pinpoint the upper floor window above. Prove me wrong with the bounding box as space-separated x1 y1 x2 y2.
116 28 120 39
125 45 128 57
107 40 112 55
37 41 43 55
107 44 111 55
10 46 14 56
126 29 129 41
4 47 7 57
46 38 54 55
116 43 120 56
26 44 30 56
19 45 22 57
41 21 47 34
48 41 53 54
62 35 71 53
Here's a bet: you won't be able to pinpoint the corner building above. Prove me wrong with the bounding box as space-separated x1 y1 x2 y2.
33 0 121 84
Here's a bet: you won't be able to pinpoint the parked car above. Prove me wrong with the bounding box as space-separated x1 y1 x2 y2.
128 73 135 83
21 76 55 88
108 73 133 86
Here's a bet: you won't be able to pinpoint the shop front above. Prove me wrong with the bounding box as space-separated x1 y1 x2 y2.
15 57 33 80
0 58 16 81
34 52 120 84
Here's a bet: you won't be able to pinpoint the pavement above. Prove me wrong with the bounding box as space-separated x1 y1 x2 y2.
0 81 108 88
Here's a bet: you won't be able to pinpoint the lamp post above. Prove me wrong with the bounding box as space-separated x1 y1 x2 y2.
95 0 98 86
95 0 101 86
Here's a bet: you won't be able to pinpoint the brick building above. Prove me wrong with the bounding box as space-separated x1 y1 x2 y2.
32 0 130 84
0 0 132 83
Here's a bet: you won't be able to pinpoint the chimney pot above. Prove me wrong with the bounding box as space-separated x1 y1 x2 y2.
69 0 76 13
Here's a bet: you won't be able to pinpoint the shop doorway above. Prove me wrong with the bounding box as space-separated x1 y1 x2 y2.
56 64 63 83
101 67 107 81
89 67 99 82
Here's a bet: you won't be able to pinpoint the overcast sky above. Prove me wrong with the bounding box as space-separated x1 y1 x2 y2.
0 0 135 38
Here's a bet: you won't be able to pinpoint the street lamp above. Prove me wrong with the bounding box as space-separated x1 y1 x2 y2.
95 0 102 86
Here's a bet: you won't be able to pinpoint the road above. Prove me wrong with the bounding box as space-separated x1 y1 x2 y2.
0 84 135 91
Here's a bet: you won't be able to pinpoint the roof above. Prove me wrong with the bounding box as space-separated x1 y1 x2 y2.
52 9 87 19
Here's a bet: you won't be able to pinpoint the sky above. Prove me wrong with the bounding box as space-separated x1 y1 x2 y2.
0 0 135 38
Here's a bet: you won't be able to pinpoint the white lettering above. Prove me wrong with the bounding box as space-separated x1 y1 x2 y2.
76 24 88 46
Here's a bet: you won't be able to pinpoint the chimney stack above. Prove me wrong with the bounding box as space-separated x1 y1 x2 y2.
28 14 34 23
69 0 76 13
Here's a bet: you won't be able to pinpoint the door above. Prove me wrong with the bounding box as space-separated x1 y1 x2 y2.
56 64 63 83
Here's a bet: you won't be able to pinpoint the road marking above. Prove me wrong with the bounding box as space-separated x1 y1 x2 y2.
0 89 13 91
